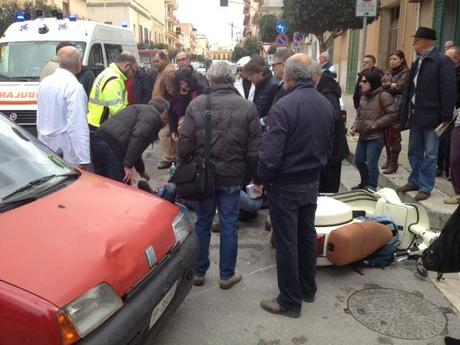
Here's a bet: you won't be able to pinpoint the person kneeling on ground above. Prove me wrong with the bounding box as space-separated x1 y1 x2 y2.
91 96 169 184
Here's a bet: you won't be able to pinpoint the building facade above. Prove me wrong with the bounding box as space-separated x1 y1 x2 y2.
330 0 460 94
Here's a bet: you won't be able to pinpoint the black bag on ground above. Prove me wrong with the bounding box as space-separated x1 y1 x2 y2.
174 94 215 201
422 204 460 273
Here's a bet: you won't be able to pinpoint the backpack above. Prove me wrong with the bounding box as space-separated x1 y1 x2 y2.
357 216 399 268
422 204 460 273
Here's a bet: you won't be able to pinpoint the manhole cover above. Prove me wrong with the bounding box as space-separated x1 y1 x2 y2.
347 288 446 339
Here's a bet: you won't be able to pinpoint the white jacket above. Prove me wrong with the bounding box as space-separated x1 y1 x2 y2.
234 78 255 102
37 68 90 167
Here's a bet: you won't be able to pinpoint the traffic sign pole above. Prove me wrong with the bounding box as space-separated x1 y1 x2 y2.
358 16 368 73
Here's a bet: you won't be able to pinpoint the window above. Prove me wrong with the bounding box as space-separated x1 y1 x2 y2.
144 28 149 43
139 25 144 43
104 44 123 64
88 43 103 67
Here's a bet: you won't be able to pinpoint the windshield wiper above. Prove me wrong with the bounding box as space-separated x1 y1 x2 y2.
9 76 38 81
1 172 78 201
0 72 10 80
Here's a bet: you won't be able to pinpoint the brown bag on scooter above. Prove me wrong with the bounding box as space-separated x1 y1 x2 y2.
327 222 393 266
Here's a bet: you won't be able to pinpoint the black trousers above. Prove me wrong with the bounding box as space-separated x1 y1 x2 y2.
319 162 342 193
267 181 319 312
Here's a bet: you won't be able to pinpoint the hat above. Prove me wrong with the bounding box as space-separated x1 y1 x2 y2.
236 56 251 69
413 27 437 41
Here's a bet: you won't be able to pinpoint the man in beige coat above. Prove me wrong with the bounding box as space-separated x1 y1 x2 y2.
152 51 177 169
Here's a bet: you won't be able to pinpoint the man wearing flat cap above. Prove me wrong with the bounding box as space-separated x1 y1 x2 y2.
398 27 457 201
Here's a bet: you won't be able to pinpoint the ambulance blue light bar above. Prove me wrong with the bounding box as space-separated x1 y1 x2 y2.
69 15 77 21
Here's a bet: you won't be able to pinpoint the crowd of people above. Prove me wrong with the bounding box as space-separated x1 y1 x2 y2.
351 27 459 203
34 25 459 329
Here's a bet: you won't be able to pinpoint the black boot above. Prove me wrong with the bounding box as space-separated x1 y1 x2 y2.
445 336 460 345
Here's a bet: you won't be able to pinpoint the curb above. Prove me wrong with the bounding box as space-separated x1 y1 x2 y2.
344 139 456 231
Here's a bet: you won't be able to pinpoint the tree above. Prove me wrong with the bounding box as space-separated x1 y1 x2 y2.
282 0 379 52
231 45 248 62
243 37 260 56
0 0 59 36
258 14 278 43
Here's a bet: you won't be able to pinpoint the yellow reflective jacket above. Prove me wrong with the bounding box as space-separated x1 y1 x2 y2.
87 63 128 128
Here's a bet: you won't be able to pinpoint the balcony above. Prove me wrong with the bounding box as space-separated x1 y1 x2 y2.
165 0 177 10
259 0 283 14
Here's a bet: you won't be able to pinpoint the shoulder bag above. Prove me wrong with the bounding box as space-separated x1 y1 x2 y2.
173 94 215 200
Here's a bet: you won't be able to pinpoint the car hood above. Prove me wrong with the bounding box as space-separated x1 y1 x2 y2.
0 172 178 307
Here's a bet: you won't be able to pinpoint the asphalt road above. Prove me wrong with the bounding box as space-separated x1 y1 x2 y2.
142 144 460 345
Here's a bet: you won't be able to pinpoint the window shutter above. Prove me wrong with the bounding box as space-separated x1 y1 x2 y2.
432 0 445 49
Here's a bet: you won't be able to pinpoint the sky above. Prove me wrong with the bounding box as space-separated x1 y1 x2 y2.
175 0 245 49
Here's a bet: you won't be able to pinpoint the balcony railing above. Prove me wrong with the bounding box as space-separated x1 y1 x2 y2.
262 0 283 6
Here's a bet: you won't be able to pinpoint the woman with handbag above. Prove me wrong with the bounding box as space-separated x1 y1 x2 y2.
381 50 409 174
350 70 399 190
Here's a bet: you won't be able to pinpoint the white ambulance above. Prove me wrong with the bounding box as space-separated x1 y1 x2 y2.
0 16 138 135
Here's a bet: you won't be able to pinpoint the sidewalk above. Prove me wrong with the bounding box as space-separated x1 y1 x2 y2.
342 93 456 231
342 93 460 312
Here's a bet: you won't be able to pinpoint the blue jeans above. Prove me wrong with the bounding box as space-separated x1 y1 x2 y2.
408 128 441 193
239 190 263 212
267 181 319 313
195 185 241 280
355 138 384 189
91 136 124 182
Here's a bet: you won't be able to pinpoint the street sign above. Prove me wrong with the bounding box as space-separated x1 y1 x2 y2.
293 31 305 46
276 19 288 34
275 33 289 47
355 0 378 17
262 43 272 54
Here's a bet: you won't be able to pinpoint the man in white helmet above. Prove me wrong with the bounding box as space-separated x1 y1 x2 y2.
234 56 255 101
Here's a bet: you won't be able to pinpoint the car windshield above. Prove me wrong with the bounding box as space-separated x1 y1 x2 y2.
0 114 74 201
0 41 86 80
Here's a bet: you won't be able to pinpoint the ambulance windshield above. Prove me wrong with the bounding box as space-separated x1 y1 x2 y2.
0 41 86 81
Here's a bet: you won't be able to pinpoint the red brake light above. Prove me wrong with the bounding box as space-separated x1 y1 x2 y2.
316 235 325 256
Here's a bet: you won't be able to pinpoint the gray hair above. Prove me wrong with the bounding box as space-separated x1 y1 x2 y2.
57 47 81 70
206 61 235 84
149 96 170 113
284 56 312 81
273 48 294 64
310 61 323 78
116 51 137 64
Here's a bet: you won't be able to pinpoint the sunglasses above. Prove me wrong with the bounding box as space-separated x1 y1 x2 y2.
361 79 369 83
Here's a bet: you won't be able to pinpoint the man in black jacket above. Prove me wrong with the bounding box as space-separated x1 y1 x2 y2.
177 61 261 290
244 55 280 124
91 96 169 184
257 53 335 318
311 62 349 193
352 54 384 110
398 27 457 201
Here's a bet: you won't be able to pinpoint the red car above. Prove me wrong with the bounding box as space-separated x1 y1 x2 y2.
0 114 199 344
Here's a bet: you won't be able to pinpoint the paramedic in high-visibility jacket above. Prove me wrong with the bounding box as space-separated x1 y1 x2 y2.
87 52 138 131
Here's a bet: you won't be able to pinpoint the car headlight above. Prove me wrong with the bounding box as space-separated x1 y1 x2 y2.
172 212 192 244
58 283 123 343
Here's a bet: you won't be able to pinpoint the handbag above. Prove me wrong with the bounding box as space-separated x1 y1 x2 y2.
174 94 215 201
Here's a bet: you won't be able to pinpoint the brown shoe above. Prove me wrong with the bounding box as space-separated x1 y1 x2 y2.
444 195 460 204
415 191 430 201
397 184 418 193
157 161 173 169
219 271 242 289
193 275 205 286
260 298 300 318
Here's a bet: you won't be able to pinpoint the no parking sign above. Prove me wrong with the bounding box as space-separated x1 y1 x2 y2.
293 32 305 46
275 33 289 47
